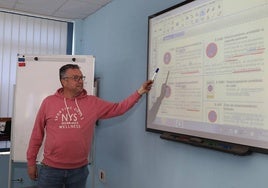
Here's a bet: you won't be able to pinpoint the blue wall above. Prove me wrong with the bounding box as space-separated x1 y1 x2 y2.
74 0 268 188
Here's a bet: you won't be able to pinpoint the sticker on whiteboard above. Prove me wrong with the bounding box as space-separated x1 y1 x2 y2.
18 57 25 62
18 56 26 67
18 62 26 67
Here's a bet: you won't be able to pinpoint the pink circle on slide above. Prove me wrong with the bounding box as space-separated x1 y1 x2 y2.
207 84 213 92
163 52 171 64
208 110 217 123
206 42 217 58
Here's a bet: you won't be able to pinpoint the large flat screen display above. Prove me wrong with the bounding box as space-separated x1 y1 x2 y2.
147 0 268 150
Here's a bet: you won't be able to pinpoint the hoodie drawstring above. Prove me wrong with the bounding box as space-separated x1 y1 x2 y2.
64 98 71 119
64 98 83 119
75 98 83 117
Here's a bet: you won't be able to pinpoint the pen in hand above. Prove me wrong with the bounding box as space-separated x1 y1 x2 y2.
151 68 159 81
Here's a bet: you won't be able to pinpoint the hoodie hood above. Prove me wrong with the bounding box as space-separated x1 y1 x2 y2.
55 88 88 99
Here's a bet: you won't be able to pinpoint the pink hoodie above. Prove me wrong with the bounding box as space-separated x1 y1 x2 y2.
27 88 141 169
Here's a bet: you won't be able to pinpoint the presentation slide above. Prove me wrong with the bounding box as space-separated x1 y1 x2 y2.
147 0 268 149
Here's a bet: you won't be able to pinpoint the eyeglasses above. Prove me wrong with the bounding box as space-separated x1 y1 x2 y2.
63 75 86 82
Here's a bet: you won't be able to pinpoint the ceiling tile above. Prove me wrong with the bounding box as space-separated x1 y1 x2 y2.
54 0 101 19
14 0 66 15
0 0 17 9
0 0 112 20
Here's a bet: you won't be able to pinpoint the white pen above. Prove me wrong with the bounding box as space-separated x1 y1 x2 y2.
151 68 159 81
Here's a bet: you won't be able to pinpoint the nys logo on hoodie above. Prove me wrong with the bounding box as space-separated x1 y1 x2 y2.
54 98 84 129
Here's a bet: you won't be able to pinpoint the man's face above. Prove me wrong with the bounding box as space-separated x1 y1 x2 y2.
61 68 84 96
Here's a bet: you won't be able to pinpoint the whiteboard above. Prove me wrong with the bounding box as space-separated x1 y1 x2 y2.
11 55 95 162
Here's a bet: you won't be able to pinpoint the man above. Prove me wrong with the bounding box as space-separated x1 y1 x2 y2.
27 64 153 188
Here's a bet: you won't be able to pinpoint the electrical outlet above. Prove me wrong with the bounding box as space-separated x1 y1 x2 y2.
98 169 106 183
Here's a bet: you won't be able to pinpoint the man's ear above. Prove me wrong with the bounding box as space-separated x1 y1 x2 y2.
60 79 65 87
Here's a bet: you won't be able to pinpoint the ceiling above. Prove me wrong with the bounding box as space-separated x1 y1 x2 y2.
0 0 112 20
